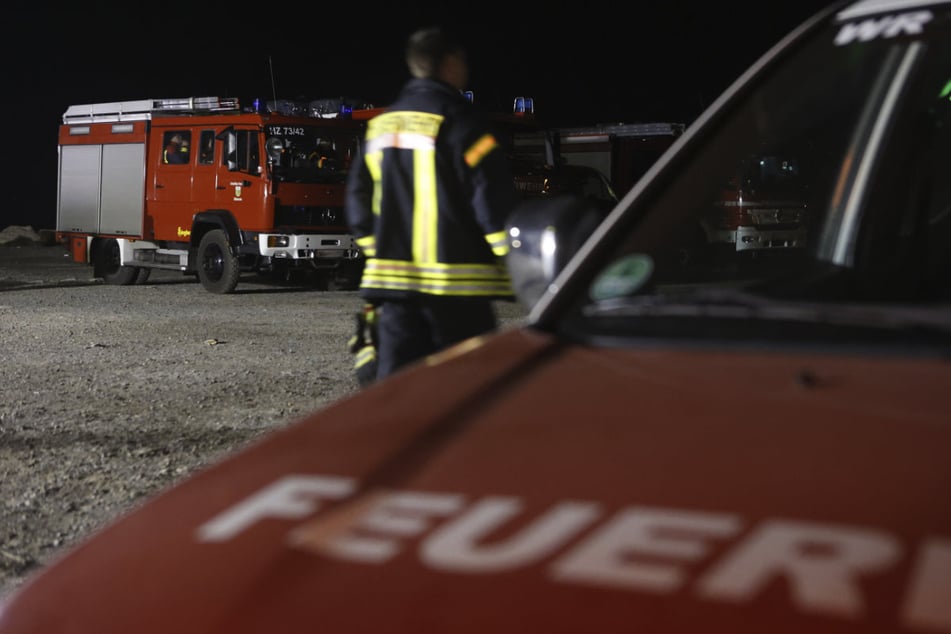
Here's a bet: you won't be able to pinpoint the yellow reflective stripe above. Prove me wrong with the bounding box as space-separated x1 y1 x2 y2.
367 132 437 152
361 276 512 296
413 148 438 263
365 112 441 161
355 235 376 257
364 111 445 258
360 279 512 296
368 112 442 142
355 345 377 369
361 258 511 296
464 134 498 168
366 259 505 277
365 150 383 216
485 229 509 257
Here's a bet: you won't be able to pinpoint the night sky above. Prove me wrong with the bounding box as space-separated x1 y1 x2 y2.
3 1 841 231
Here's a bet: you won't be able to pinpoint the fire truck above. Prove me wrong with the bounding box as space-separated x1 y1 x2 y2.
519 120 685 197
701 152 811 254
506 114 685 211
55 96 366 293
664 151 814 274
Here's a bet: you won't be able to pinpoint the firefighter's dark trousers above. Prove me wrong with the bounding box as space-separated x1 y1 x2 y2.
375 296 497 381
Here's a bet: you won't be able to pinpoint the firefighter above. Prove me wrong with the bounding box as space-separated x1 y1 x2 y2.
164 134 188 164
344 26 517 384
310 140 336 170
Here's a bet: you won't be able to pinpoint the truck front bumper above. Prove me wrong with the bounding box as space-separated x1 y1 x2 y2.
257 233 360 260
708 225 808 252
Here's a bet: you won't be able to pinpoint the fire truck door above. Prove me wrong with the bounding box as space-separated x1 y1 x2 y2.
151 129 198 241
213 127 263 224
191 129 220 212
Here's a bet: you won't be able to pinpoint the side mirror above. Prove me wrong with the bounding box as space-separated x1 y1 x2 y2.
505 194 605 310
265 137 284 164
217 127 238 171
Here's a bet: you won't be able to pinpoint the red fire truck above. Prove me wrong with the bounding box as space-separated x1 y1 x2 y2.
701 153 811 255
508 121 685 217
521 121 686 198
55 96 366 293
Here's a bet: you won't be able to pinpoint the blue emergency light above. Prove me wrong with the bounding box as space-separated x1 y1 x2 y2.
514 96 534 115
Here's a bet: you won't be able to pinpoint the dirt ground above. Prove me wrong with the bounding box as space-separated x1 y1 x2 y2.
0 244 526 599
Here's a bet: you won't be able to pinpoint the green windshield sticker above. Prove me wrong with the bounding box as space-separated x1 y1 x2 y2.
939 79 951 100
589 254 655 301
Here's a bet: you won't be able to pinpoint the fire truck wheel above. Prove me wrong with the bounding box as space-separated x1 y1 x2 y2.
197 229 241 294
94 238 139 286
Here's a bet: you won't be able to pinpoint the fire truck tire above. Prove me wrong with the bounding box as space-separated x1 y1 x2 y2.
197 229 240 294
95 238 139 286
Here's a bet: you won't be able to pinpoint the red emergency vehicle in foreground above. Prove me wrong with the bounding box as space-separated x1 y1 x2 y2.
2 0 950 631
56 96 366 293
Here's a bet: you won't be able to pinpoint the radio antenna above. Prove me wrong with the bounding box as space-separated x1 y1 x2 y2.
269 56 278 104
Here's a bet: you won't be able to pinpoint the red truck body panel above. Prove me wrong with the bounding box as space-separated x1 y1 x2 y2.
1 328 948 633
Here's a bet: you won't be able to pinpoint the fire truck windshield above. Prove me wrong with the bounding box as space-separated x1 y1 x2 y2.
265 127 358 184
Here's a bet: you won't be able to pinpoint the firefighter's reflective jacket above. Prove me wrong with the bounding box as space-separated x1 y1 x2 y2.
345 78 517 302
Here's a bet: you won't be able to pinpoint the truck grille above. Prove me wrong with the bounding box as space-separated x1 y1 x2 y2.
275 205 345 229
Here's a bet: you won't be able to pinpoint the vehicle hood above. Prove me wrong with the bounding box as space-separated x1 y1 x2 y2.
1 327 949 633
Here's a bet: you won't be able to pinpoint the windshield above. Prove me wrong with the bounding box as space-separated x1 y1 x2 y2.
264 124 361 184
559 5 951 345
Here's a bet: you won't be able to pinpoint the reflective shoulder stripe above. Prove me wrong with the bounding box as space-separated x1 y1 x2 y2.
465 133 499 167
367 133 436 153
367 111 443 152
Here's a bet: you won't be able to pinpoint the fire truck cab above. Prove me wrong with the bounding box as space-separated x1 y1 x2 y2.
56 96 365 293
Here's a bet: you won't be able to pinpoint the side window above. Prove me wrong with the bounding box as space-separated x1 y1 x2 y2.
198 130 215 165
162 131 191 165
232 129 261 174
249 133 260 173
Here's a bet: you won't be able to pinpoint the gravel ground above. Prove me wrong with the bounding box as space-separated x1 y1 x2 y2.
0 244 526 599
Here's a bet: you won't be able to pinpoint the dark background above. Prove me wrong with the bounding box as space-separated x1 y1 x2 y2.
2 1 841 232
